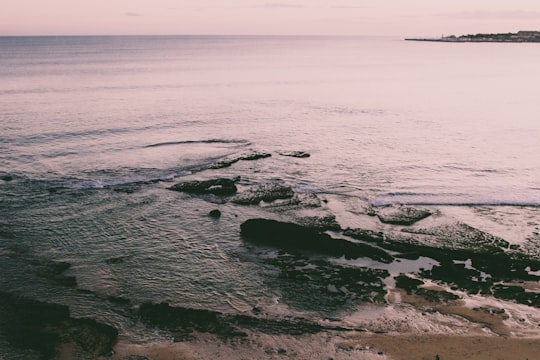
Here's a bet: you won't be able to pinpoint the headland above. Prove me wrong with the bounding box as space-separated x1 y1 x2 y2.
406 30 540 42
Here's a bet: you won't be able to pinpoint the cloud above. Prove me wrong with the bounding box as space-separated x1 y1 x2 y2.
125 12 141 17
437 10 540 20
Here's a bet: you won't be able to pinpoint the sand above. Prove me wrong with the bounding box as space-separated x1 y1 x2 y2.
110 333 540 360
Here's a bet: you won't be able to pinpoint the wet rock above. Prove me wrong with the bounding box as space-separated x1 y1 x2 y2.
403 222 510 253
1 175 13 181
375 205 432 225
492 284 540 308
208 209 222 218
344 222 540 299
395 275 424 294
210 152 271 169
395 275 459 303
265 255 389 310
0 292 118 359
233 184 294 205
260 193 322 209
343 228 385 243
279 151 310 158
168 178 237 196
138 302 234 339
297 215 341 231
63 317 118 356
35 260 77 287
240 219 393 263
138 302 331 338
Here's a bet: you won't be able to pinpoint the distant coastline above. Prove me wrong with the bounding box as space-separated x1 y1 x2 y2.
406 30 540 43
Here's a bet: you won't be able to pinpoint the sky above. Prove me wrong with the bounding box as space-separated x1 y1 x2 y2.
2 0 540 36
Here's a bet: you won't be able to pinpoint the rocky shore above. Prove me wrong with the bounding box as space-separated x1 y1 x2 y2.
2 149 539 360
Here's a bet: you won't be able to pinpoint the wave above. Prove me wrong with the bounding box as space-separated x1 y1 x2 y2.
373 191 540 207
66 171 191 190
144 139 250 148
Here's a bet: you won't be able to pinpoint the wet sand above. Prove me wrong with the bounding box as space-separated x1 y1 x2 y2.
111 333 540 360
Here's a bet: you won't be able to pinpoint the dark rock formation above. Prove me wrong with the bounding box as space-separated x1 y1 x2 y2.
0 292 118 359
138 302 235 339
208 209 221 218
492 284 540 308
259 193 322 209
296 215 341 231
265 254 389 310
232 184 294 205
210 152 271 169
375 205 432 225
1 175 13 182
343 228 385 243
34 260 77 287
345 223 540 303
395 275 459 303
240 218 393 263
138 302 344 339
278 151 310 158
168 178 237 196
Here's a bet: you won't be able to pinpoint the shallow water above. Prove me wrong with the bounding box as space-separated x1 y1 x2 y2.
1 36 539 355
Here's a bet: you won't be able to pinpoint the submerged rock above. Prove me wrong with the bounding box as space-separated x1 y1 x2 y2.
138 302 234 339
240 218 393 263
168 178 237 196
138 302 339 338
210 151 271 169
265 254 389 310
278 151 310 158
296 215 341 231
232 184 294 205
34 260 77 287
375 205 432 225
259 193 322 209
345 222 540 303
208 209 221 218
343 228 385 243
1 175 13 182
0 292 118 358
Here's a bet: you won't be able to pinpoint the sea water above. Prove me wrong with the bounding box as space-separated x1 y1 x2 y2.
1 35 539 346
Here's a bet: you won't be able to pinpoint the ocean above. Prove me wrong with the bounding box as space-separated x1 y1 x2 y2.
1 35 539 358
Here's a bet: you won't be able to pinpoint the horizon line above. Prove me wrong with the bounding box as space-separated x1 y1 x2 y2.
0 33 403 38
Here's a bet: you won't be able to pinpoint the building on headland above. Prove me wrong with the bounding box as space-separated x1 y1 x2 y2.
406 30 540 43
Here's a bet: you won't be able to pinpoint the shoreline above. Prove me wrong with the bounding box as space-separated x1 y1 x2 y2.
110 332 540 360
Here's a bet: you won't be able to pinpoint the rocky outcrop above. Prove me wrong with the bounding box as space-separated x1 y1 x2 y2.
278 151 310 158
232 184 294 205
374 205 432 225
210 152 271 169
0 292 118 359
265 254 389 310
138 302 346 339
168 178 238 196
240 219 393 263
344 222 540 306
296 215 341 231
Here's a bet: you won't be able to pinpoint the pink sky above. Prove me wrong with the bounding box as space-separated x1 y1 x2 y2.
2 0 540 36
